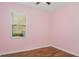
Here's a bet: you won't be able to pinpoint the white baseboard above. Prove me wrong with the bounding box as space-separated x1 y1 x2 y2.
51 44 79 57
0 44 51 56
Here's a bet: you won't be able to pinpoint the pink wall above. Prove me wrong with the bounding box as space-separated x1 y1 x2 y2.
0 3 51 54
1 2 79 56
51 3 79 56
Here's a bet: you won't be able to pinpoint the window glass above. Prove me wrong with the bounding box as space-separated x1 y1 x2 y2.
12 12 26 38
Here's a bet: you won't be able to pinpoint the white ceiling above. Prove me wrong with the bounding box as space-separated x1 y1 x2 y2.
16 2 73 12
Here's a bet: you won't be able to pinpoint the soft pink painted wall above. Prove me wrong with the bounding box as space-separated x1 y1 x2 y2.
51 3 79 55
1 2 79 56
0 3 51 54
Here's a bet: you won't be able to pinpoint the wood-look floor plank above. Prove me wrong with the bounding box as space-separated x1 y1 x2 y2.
0 46 76 57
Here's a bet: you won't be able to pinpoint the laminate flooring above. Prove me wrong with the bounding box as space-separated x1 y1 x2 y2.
0 46 76 57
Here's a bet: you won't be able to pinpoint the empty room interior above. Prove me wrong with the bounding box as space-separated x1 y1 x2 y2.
0 2 79 57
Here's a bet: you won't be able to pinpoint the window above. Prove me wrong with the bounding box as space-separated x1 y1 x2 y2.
12 12 26 38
